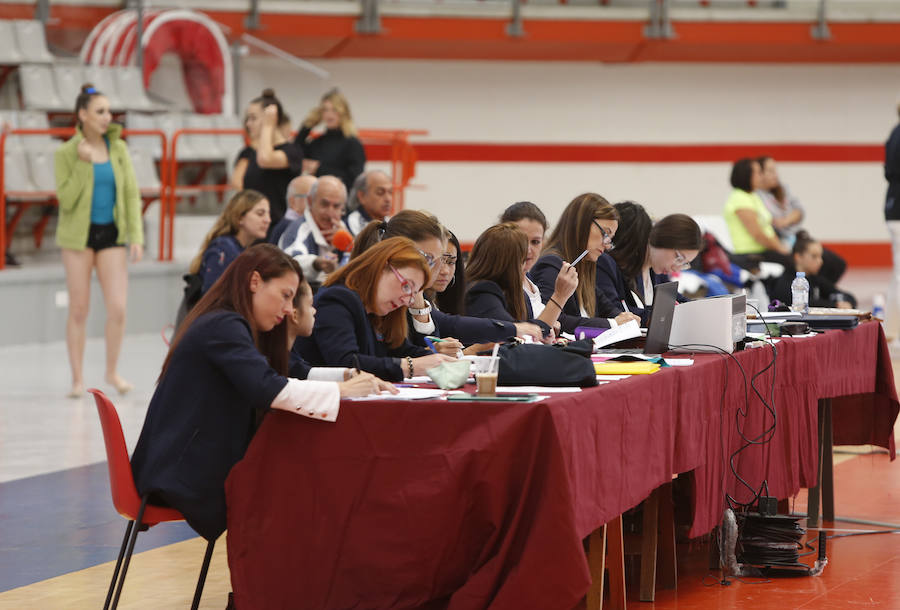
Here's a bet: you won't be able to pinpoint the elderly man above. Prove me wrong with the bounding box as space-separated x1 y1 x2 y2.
280 175 349 284
345 170 393 236
269 175 317 246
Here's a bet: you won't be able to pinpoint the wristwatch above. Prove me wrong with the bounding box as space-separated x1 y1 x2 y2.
407 302 432 316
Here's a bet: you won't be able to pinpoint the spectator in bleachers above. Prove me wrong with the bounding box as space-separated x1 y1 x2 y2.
757 155 846 283
269 175 316 246
232 89 302 237
279 175 349 285
295 89 366 192
772 235 856 309
190 190 271 295
723 158 792 273
346 170 393 236
55 84 144 398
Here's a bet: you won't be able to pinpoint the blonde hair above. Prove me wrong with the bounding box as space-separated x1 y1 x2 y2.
304 88 357 137
189 190 267 274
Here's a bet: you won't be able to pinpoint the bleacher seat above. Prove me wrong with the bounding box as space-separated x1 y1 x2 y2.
82 65 125 110
125 112 163 157
0 111 22 149
0 21 25 65
26 148 56 192
115 67 159 113
183 114 225 161
52 62 86 108
128 146 162 196
16 111 55 150
3 149 39 197
18 63 67 112
12 20 54 64
214 114 245 161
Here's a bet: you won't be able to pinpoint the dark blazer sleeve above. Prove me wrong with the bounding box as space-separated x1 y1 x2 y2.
288 343 313 379
310 286 406 381
432 309 517 344
530 255 611 334
200 237 241 294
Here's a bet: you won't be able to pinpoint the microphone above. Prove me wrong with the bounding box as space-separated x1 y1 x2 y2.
331 229 354 253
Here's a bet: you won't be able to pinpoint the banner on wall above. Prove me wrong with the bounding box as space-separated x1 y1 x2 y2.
80 8 233 115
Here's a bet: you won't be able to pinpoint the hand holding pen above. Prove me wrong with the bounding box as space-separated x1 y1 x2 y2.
425 336 464 358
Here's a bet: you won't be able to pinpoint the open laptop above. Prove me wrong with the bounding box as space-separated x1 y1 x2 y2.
595 281 679 356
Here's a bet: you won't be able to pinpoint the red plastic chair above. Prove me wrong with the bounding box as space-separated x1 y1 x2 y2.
89 388 215 610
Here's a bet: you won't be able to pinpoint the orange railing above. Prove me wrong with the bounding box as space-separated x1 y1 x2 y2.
2 126 425 268
0 127 168 270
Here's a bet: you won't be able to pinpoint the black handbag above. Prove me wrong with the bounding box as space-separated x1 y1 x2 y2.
497 339 597 388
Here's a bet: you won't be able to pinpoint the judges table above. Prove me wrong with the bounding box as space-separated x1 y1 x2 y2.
225 322 897 610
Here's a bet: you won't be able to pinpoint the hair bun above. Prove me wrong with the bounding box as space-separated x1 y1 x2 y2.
261 88 276 98
81 83 97 94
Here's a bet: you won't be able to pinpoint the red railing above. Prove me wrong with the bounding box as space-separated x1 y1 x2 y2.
0 127 168 270
2 126 425 268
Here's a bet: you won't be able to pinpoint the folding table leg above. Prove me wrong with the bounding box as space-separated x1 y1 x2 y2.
807 399 827 528
607 515 626 610
656 481 677 591
586 525 607 610
639 488 660 602
821 398 835 521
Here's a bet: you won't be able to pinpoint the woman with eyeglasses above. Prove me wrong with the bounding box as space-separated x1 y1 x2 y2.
427 230 465 316
295 237 455 381
352 210 544 348
529 193 639 334
602 203 701 323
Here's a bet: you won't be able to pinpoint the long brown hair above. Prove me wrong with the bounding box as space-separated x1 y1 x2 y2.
466 223 528 321
189 190 267 274
350 209 445 260
326 237 430 348
162 244 301 380
543 193 617 317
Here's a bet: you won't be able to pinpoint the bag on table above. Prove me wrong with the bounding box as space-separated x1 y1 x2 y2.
497 339 597 388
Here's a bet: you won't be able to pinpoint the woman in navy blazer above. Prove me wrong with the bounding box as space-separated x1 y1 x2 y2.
131 245 390 541
603 203 702 323
529 193 639 334
297 237 455 381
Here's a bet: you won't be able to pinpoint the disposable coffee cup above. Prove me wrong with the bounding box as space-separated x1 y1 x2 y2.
475 372 498 396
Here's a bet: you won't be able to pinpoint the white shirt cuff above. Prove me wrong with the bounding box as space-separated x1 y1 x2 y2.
307 367 348 382
271 378 340 422
412 316 436 334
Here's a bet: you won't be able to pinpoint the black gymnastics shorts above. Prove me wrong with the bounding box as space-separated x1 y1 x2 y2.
86 223 123 251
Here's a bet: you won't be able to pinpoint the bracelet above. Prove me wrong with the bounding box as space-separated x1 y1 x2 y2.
406 356 415 378
548 297 563 310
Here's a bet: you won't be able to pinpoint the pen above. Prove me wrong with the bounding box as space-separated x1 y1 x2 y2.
352 354 361 376
424 336 441 353
570 249 590 266
621 299 629 313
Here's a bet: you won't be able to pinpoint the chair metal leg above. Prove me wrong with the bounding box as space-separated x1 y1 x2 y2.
190 538 216 610
110 495 149 610
104 520 134 610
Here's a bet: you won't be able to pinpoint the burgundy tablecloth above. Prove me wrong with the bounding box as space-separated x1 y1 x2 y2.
225 321 897 609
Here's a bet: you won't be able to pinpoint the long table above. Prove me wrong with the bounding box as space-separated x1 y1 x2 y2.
225 321 897 610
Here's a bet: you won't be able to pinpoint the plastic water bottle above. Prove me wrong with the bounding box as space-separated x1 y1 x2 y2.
790 271 809 313
872 293 886 322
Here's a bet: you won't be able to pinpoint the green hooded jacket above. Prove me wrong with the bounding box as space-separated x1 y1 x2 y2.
54 123 144 250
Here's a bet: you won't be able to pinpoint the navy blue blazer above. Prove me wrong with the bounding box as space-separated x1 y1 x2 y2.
528 254 613 334
464 280 551 336
295 284 430 381
406 307 520 349
131 310 287 541
199 235 244 294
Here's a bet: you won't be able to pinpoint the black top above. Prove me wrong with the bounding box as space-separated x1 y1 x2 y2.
295 284 430 381
885 122 900 221
237 142 303 232
772 270 857 309
131 310 287 541
464 279 551 336
295 126 366 192
528 254 613 334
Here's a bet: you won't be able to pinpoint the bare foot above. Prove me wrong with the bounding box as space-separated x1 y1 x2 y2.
106 374 134 395
67 383 85 399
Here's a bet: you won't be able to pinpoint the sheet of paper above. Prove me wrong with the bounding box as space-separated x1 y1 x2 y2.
663 358 694 367
495 386 582 393
592 319 642 349
595 374 631 381
630 290 645 310
348 388 447 401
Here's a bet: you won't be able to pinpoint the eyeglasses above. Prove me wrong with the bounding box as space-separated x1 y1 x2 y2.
592 219 615 251
417 249 439 269
673 250 692 271
441 254 458 267
388 265 419 301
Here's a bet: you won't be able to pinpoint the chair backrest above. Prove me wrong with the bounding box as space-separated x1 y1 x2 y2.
51 61 85 107
18 63 65 111
0 21 24 64
128 146 162 193
82 65 124 110
4 148 38 194
88 388 145 520
13 20 54 63
116 66 156 112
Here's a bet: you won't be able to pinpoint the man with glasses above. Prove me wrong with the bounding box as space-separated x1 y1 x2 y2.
280 175 350 285
270 175 316 246
346 170 394 236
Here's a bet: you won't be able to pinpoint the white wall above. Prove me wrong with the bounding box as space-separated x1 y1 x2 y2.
218 57 900 243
